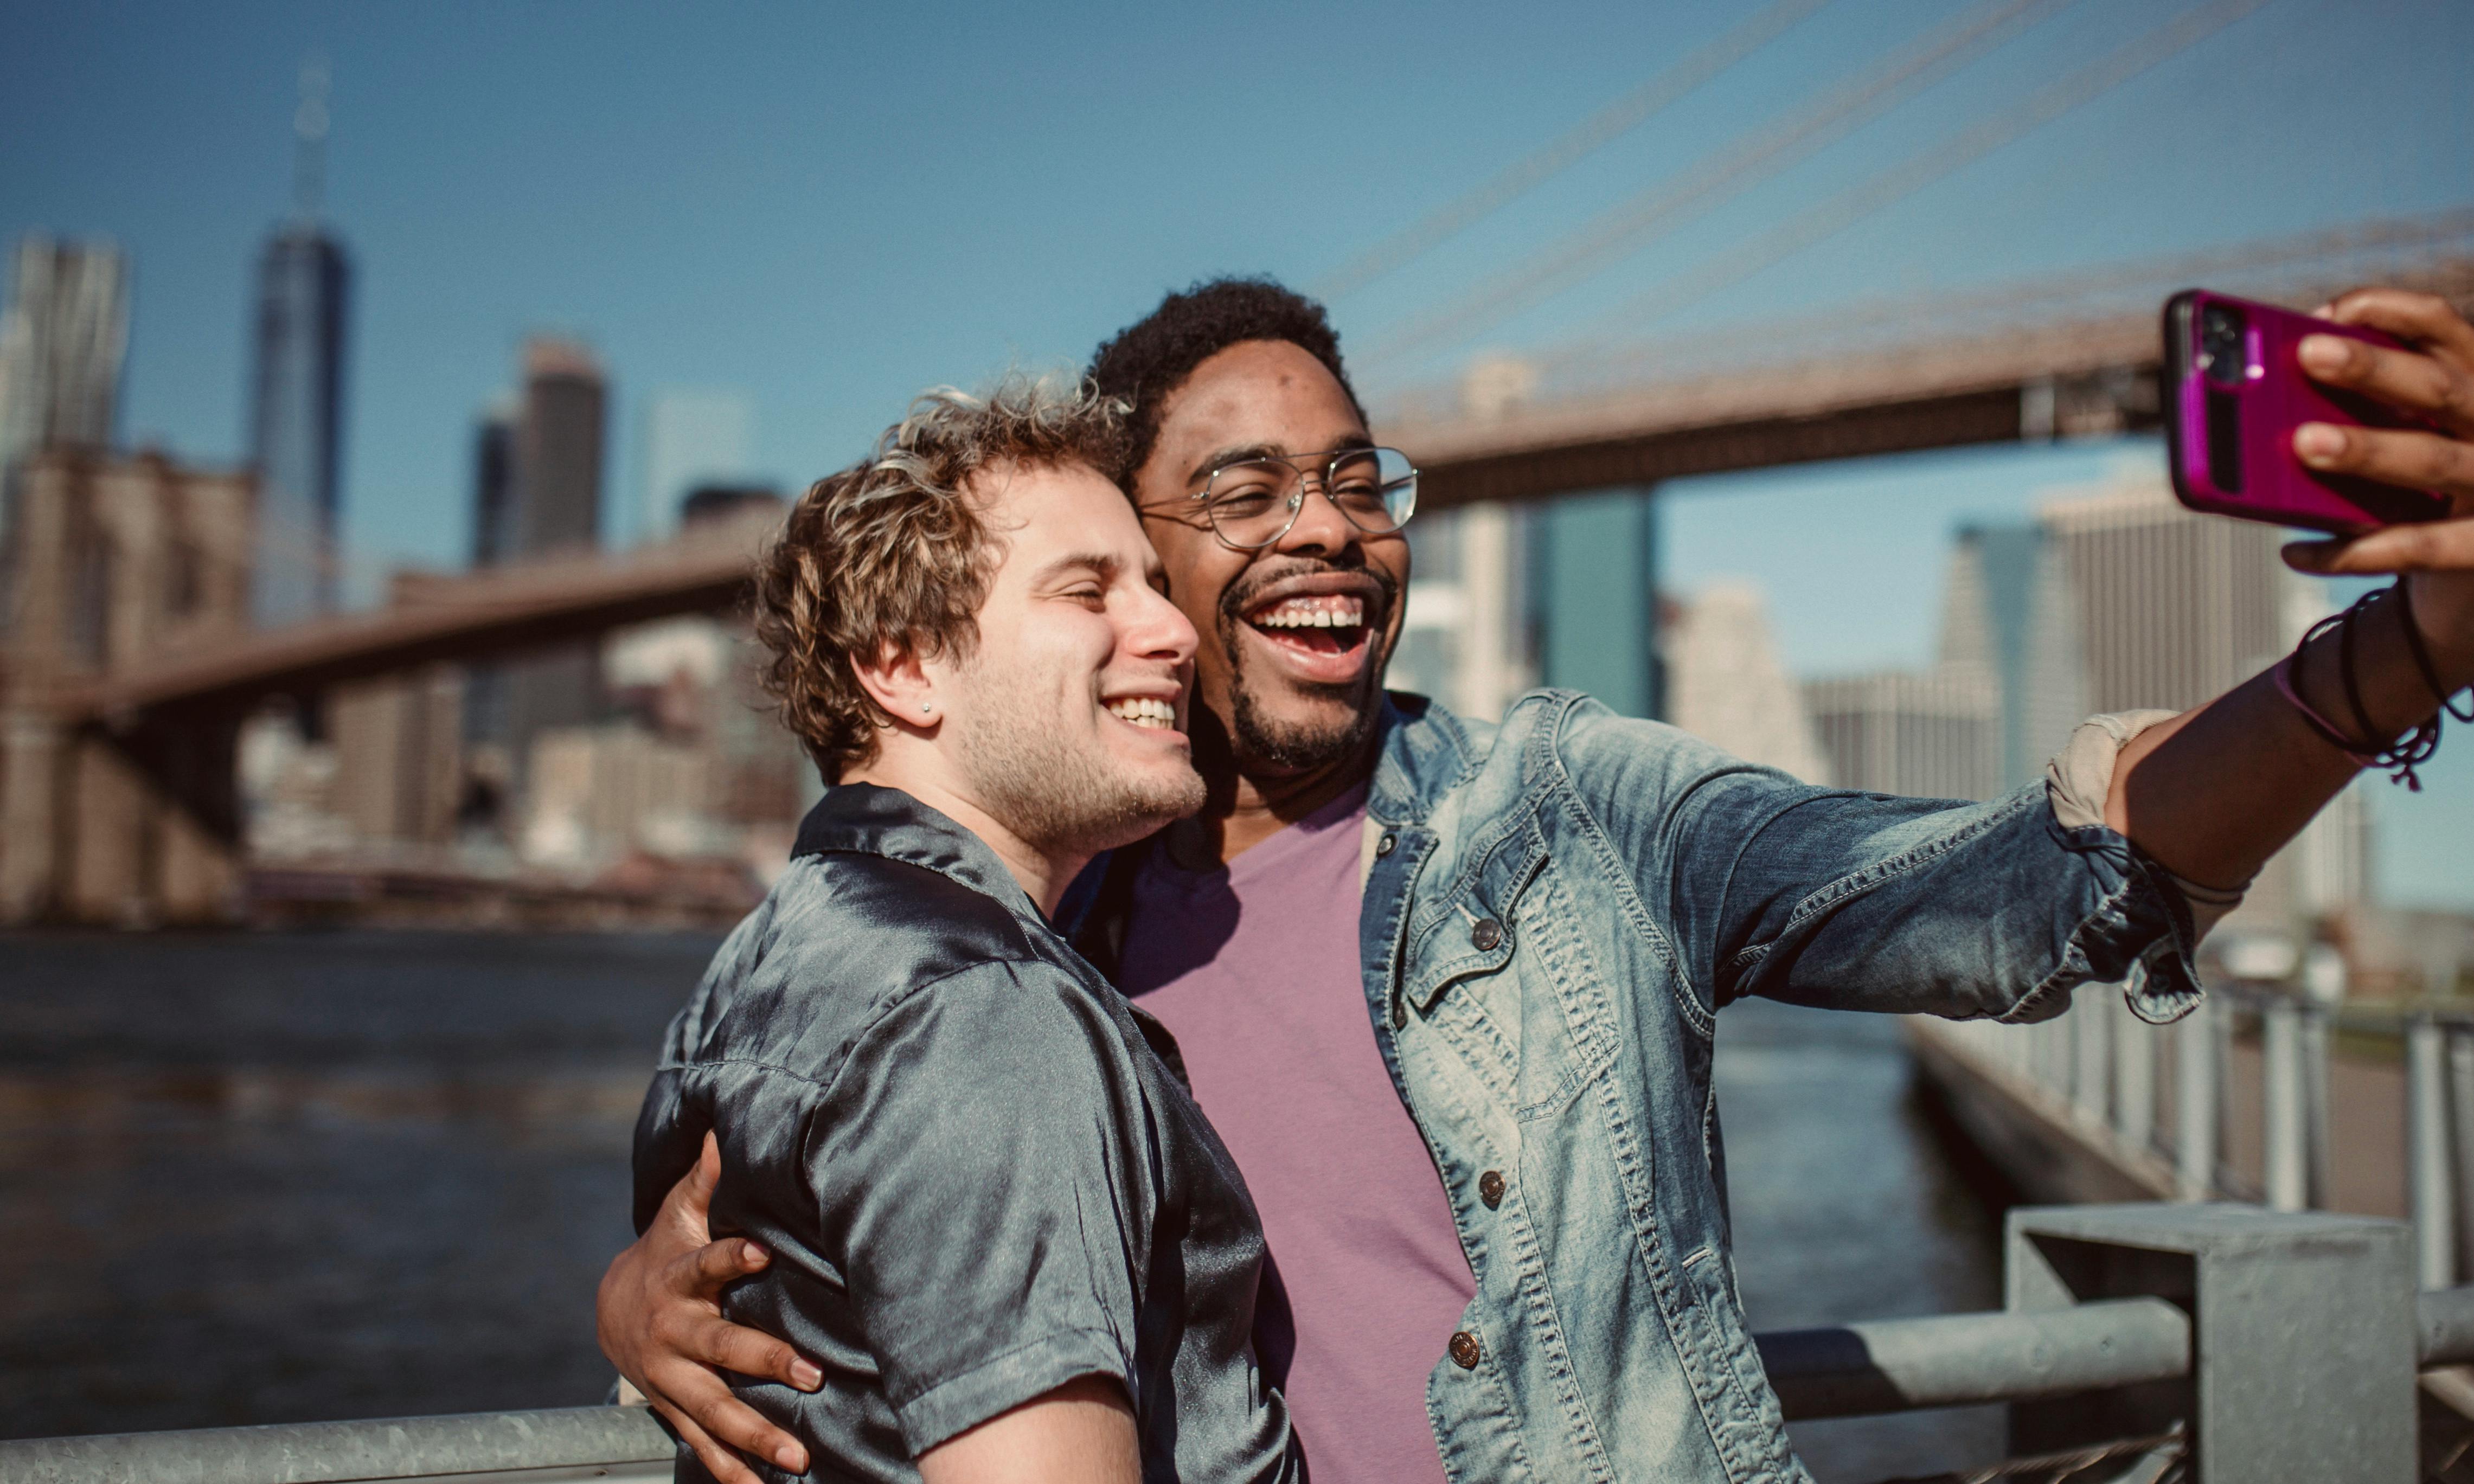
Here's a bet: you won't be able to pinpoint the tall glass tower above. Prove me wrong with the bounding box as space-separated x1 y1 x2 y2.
246 60 351 627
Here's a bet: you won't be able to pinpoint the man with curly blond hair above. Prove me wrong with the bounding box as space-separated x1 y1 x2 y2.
624 380 1300 1484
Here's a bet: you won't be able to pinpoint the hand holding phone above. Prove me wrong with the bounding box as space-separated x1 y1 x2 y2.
2164 288 2453 534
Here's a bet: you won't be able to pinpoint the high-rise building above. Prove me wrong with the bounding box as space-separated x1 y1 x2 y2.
1665 582 1832 784
245 62 351 627
1937 523 2088 792
501 338 608 790
1531 489 1662 718
0 236 129 550
1803 666 2002 801
2039 476 2291 715
460 401 519 756
641 389 753 543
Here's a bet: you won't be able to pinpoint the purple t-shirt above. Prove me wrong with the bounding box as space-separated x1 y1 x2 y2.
1119 785 1473 1484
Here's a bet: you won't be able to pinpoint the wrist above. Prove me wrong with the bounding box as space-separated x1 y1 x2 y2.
2405 573 2474 689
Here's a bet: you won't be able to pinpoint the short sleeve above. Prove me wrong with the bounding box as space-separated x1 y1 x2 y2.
805 960 1156 1457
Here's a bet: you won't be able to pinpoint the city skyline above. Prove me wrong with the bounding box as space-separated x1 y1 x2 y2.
3 0 2466 907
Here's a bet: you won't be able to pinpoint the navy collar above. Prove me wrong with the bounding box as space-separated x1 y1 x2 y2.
793 782 1043 920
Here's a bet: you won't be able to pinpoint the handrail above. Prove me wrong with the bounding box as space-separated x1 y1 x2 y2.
0 1404 672 1484
7 1283 2470 1483
1759 1295 2189 1421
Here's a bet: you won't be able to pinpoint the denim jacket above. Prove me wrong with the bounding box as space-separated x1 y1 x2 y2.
1079 689 2200 1483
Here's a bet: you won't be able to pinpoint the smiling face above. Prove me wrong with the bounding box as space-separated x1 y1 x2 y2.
929 459 1206 858
1131 339 1410 779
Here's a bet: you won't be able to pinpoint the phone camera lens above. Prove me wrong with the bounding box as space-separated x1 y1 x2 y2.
2199 304 2247 387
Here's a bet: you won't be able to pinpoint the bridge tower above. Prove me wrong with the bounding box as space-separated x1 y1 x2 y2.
0 448 254 923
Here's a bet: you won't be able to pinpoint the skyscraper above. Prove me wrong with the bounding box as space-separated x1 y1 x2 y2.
501 338 608 789
0 236 129 548
246 61 351 627
1937 523 2088 792
1803 667 2001 801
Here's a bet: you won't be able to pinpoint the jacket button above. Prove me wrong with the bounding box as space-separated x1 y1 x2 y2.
1478 1170 1505 1209
1390 998 1407 1030
1470 917 1503 952
1448 1331 1482 1370
1376 832 1396 857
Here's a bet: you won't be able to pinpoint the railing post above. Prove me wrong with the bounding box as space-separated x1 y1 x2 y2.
2411 1013 2456 1289
2006 1204 2415 1482
2074 984 2110 1127
2112 991 2156 1156
2451 1023 2474 1284
2175 998 2217 1199
2262 995 2306 1211
2301 947 2343 1211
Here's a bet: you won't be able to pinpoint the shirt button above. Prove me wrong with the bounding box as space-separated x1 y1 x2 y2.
1448 1331 1483 1370
1376 832 1397 857
1478 1170 1505 1209
1470 917 1503 952
1390 998 1407 1030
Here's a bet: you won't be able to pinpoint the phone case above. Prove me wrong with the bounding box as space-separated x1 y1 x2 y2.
2162 289 2450 535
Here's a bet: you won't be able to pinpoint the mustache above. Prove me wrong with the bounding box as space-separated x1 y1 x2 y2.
1215 558 1400 630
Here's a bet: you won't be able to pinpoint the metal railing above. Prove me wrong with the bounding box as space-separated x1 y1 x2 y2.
1916 974 2474 1290
8 1206 2471 1483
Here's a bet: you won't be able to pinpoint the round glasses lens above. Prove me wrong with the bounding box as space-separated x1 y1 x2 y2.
1203 460 1302 548
1328 448 1416 533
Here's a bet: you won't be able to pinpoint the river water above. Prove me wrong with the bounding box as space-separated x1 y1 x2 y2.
0 933 2004 1481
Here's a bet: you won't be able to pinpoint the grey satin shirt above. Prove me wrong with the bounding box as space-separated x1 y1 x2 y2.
632 784 1299 1483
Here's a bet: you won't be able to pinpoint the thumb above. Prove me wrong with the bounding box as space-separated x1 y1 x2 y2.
657 1130 721 1242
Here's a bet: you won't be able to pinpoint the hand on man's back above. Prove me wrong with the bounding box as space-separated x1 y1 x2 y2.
597 1131 821 1483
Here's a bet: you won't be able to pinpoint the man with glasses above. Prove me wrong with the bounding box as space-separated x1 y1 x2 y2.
603 278 2474 1483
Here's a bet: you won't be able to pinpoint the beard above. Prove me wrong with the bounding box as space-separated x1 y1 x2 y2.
1214 561 1397 774
945 662 1206 861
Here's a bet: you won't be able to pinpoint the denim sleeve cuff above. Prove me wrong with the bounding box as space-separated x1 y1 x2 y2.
893 1327 1131 1459
2041 710 2215 1025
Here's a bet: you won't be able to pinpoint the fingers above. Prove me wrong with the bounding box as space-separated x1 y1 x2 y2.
2283 516 2474 576
681 1235 772 1295
670 1308 825 1392
650 1136 720 1249
2297 332 2474 434
656 1360 814 1476
2319 288 2474 367
2295 421 2474 500
653 1397 800 1484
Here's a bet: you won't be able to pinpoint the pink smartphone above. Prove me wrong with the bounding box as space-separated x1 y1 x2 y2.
2163 288 2450 535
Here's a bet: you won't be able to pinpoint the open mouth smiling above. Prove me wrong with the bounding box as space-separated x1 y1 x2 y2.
1232 575 1388 685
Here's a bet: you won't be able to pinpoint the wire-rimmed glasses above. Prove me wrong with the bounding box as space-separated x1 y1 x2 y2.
1184 446 1418 551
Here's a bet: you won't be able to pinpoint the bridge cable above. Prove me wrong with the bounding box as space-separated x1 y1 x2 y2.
1572 0 2277 346
1355 0 2085 372
1515 203 2474 397
1309 0 1840 303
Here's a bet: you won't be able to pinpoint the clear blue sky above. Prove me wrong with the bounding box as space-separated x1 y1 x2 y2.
5 0 2469 905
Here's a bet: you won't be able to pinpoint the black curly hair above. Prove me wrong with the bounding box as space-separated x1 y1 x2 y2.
1087 276 1366 485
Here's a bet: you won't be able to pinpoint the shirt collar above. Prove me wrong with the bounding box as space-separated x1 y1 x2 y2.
792 782 1043 920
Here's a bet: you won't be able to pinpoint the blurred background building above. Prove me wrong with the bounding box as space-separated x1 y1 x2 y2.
245 59 350 628
0 236 128 557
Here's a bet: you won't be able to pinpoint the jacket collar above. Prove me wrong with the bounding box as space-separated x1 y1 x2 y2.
793 782 1042 918
1368 691 1479 829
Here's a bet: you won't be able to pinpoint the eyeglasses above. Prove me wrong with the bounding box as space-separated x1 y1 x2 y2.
1177 447 1418 551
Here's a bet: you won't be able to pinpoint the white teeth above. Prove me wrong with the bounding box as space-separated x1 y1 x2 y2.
1253 595 1367 629
1106 697 1176 729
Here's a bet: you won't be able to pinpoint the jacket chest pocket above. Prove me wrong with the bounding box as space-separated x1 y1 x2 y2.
1405 827 1619 1121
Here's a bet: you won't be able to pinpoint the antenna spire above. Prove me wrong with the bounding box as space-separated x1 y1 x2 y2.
292 54 330 221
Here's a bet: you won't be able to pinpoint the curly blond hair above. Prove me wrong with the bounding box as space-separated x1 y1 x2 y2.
752 377 1130 781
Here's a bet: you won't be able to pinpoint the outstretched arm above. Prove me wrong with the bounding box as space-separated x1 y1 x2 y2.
2106 288 2474 889
597 1132 822 1484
